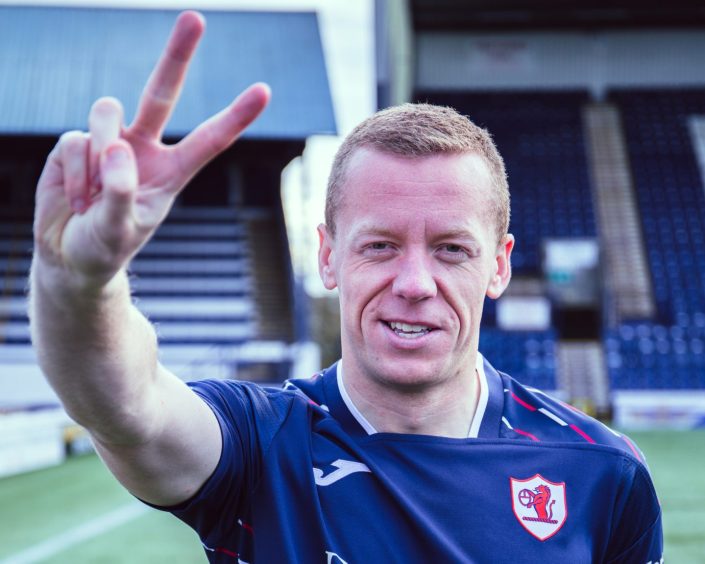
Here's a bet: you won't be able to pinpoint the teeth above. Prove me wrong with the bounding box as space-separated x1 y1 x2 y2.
396 331 425 339
389 321 430 334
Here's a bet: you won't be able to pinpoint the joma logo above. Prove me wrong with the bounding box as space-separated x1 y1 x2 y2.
325 550 348 563
313 459 371 486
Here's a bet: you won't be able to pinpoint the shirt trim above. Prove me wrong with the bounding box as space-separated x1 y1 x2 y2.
337 356 489 438
337 361 378 435
468 353 489 438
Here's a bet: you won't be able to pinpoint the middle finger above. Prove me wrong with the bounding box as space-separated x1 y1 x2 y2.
129 11 205 140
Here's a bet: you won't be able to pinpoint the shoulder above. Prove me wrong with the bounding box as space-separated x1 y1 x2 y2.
498 371 647 465
189 378 297 407
495 371 662 560
188 373 329 425
188 379 309 434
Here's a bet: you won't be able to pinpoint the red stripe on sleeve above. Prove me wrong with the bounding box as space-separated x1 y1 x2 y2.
569 423 596 444
510 391 537 411
621 435 643 461
513 428 540 442
215 547 239 558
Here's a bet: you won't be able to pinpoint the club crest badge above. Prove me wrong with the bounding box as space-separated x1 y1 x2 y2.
510 474 567 541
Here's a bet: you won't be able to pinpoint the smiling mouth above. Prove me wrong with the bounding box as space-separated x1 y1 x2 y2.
385 321 435 339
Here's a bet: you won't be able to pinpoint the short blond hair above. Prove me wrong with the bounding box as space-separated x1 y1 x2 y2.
325 103 510 242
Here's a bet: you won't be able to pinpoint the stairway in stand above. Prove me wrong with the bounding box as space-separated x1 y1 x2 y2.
245 213 294 343
583 103 655 322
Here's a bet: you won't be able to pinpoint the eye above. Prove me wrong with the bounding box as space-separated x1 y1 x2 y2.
442 244 464 254
362 241 396 258
437 243 471 262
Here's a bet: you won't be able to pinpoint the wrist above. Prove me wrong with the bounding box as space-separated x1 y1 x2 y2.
30 256 130 306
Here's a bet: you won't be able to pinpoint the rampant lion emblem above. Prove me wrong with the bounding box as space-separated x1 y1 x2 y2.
518 484 557 523
510 474 567 541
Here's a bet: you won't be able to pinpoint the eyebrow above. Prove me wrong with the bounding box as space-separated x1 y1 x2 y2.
352 226 399 240
433 228 480 242
351 225 481 244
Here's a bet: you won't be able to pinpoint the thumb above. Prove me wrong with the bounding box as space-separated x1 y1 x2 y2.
98 141 137 232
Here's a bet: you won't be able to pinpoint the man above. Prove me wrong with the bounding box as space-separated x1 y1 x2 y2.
30 11 662 563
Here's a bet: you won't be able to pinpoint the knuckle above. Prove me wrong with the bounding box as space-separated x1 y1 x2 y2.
102 163 136 195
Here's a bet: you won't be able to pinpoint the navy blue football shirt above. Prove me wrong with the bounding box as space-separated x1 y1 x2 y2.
157 354 663 563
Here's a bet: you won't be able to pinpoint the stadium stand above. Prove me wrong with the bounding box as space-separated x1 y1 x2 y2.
612 88 705 319
479 328 557 392
605 321 705 389
0 206 257 345
607 88 705 389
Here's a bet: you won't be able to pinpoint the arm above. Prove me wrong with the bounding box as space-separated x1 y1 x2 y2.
605 458 663 563
28 11 270 506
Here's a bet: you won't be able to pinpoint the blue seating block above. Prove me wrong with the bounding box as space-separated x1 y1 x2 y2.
606 88 705 390
479 328 557 391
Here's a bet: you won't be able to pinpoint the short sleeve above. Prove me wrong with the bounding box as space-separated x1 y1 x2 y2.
605 456 664 563
162 380 294 544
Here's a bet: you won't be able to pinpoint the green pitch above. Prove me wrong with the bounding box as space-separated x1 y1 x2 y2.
0 454 204 563
0 430 703 562
629 430 705 563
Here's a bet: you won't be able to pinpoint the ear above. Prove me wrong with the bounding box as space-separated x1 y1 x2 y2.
317 223 338 290
486 234 514 299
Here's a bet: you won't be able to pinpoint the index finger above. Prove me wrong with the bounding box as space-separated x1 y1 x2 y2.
129 11 205 140
171 83 270 183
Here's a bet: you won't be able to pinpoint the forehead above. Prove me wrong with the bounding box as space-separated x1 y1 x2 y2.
338 148 495 234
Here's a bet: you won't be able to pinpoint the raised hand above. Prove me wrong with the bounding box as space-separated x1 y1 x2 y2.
33 11 270 290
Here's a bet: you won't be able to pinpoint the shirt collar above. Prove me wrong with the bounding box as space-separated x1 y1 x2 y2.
474 353 505 439
320 361 370 439
467 353 488 438
322 354 505 439
337 362 378 434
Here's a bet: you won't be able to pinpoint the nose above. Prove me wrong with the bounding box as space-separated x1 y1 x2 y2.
392 250 437 302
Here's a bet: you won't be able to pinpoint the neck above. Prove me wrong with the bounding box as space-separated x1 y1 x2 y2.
339 358 482 438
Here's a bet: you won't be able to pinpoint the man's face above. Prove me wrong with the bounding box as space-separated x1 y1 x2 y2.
318 148 513 391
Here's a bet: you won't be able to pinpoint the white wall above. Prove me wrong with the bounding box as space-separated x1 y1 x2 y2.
417 30 705 97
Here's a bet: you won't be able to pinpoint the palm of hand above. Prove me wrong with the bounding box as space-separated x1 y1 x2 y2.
72 135 176 283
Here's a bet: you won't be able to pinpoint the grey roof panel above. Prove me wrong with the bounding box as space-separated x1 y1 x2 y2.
0 6 336 138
